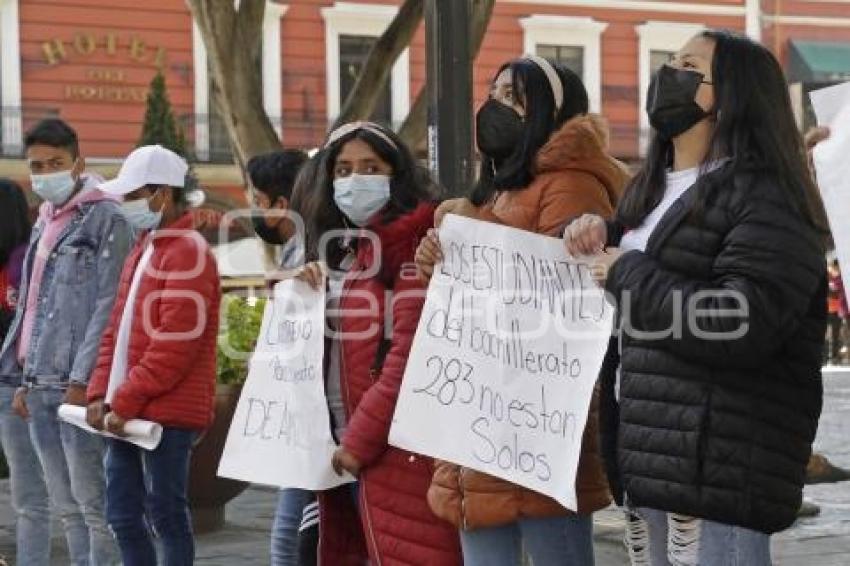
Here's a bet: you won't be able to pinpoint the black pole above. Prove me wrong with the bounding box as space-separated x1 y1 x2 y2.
425 0 474 197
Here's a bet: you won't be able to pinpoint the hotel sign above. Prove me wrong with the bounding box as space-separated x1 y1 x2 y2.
42 32 168 103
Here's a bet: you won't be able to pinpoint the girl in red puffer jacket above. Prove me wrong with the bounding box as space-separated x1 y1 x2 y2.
294 122 461 566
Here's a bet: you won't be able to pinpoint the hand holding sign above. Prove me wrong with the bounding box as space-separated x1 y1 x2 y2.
332 447 362 477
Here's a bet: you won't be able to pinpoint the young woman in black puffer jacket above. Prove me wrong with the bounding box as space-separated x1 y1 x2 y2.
565 30 828 565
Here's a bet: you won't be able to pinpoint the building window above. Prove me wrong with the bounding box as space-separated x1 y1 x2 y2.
650 50 675 74
339 35 392 126
321 2 411 129
520 15 607 113
536 44 585 80
636 21 705 155
0 0 22 156
192 1 286 162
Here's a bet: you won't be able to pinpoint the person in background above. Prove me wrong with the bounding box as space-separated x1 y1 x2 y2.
828 259 847 364
564 30 827 565
416 56 626 566
248 149 309 267
85 146 221 566
0 181 30 337
0 179 49 566
0 119 129 566
298 121 462 565
246 149 322 566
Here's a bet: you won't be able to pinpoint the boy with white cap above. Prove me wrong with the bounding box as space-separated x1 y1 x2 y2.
85 145 221 565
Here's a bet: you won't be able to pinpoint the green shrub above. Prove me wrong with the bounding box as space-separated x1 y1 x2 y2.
138 71 187 158
217 295 267 386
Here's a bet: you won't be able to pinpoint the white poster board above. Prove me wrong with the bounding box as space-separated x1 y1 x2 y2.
218 280 353 490
389 215 613 510
812 81 850 291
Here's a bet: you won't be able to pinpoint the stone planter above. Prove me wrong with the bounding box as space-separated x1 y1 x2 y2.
188 383 248 533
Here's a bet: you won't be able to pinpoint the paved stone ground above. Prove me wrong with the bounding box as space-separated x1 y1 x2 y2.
1 368 848 565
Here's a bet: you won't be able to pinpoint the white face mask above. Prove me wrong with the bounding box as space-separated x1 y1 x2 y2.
333 174 391 227
30 169 78 205
121 193 163 232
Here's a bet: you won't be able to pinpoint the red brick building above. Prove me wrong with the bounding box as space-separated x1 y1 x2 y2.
0 0 848 199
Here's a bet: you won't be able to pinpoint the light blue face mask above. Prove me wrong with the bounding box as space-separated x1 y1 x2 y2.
333 174 391 227
121 193 163 232
30 169 78 205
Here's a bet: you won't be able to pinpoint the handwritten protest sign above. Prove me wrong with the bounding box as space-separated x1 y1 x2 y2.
812 82 850 291
389 215 613 510
218 280 353 490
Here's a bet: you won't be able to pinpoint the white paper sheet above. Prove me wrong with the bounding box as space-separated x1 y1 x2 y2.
58 404 163 451
812 81 850 294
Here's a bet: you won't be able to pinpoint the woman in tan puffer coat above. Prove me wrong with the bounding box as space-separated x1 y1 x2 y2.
416 56 629 566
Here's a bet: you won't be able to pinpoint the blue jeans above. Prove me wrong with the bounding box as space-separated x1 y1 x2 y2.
27 388 118 566
627 507 771 566
270 488 314 566
0 386 51 566
460 515 595 566
105 428 196 566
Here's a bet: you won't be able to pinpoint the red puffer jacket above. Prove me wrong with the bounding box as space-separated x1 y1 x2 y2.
88 213 220 430
319 203 461 566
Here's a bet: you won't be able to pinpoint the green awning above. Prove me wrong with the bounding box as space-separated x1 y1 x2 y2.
789 41 850 82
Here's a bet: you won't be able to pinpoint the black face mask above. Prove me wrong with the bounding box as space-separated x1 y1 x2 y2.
647 65 711 140
476 98 524 162
252 214 288 245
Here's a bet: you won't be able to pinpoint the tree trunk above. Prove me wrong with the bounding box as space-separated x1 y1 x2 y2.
332 0 425 130
397 0 496 150
187 0 280 168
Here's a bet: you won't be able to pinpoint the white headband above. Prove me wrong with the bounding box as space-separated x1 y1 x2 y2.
324 121 398 152
523 54 564 112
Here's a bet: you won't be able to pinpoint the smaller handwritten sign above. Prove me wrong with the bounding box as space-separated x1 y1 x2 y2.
218 280 353 490
812 82 850 295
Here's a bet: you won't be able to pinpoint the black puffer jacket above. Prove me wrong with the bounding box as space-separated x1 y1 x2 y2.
600 165 826 534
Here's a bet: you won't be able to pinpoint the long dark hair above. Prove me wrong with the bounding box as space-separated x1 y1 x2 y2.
617 30 828 239
0 179 32 268
301 125 436 267
471 59 589 206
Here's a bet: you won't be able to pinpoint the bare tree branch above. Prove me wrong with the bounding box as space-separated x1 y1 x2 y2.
187 0 280 168
398 0 495 150
332 0 424 130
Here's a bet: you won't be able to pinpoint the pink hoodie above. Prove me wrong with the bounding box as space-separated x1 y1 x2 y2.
17 173 117 365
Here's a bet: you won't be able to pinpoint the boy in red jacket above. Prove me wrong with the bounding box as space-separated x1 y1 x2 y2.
86 145 221 565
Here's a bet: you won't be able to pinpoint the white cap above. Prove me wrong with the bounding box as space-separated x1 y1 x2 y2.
101 145 189 196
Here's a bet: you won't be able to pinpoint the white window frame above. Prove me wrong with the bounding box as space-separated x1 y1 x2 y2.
193 1 287 161
321 1 411 128
636 20 705 155
192 22 211 161
745 0 761 42
503 1 744 17
263 1 287 138
520 15 608 113
0 0 22 156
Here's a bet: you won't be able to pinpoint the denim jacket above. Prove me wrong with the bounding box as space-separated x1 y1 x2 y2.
0 196 133 387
